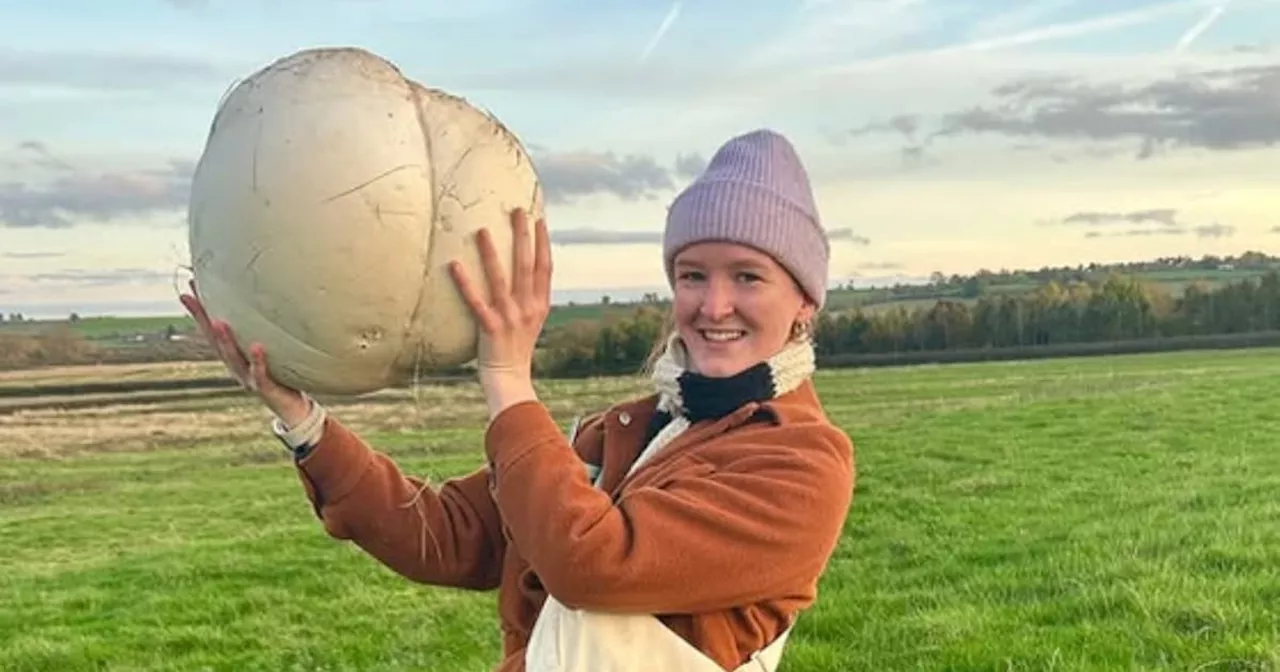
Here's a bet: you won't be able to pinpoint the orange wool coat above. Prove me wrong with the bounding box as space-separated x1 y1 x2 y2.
292 379 855 671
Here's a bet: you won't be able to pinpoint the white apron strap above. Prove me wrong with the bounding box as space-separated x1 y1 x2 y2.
526 594 795 672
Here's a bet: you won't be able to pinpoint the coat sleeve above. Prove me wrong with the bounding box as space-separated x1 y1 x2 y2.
294 416 506 591
483 400 854 614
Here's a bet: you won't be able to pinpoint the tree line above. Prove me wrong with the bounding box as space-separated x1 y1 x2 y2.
6 264 1280 378
840 250 1279 305
534 270 1280 378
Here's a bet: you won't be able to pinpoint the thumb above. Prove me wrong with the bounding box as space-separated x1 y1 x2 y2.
248 343 303 398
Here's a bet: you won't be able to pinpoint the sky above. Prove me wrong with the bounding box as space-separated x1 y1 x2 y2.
2 0 1279 318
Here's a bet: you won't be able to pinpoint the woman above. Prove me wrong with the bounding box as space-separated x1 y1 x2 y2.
180 128 855 672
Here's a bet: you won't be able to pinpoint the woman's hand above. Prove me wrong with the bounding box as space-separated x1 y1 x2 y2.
449 208 552 419
178 280 312 427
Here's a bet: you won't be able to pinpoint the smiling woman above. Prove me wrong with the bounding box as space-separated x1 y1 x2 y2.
181 127 854 672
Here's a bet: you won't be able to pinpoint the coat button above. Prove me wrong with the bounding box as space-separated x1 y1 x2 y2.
618 411 631 426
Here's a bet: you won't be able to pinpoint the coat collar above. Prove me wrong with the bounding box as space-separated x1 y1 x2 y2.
590 379 825 495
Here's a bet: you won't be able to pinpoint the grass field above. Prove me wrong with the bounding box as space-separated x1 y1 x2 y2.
3 349 1279 670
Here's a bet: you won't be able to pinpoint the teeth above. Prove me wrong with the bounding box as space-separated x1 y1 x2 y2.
701 330 745 342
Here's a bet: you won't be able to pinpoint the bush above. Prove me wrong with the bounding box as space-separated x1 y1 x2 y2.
0 326 99 369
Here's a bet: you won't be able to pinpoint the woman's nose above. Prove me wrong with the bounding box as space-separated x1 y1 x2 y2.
699 282 734 321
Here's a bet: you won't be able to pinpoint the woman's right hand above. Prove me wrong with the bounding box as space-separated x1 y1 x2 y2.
178 280 312 428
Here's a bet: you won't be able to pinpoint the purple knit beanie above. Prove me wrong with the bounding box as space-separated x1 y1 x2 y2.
663 129 829 308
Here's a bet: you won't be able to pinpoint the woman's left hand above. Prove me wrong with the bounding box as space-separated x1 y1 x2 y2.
449 207 553 417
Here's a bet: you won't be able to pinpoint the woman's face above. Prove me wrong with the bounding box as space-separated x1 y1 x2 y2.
671 241 814 378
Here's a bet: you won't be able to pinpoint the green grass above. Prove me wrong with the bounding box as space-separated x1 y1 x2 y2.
3 349 1280 670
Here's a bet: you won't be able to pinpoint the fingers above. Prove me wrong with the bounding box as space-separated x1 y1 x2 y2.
178 283 279 396
181 280 204 317
511 208 534 304
475 227 512 316
179 281 223 352
450 207 554 333
179 294 202 326
533 215 552 303
247 343 310 419
210 319 251 386
179 290 212 333
244 344 263 392
247 342 274 393
178 286 246 385
449 260 499 332
179 293 229 376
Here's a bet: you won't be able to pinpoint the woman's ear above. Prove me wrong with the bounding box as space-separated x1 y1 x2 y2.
798 302 816 324
789 302 818 341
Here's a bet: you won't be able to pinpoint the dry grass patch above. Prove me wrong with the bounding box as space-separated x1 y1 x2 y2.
0 360 227 385
0 374 653 460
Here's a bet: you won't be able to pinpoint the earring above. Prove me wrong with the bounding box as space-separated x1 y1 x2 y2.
790 318 812 341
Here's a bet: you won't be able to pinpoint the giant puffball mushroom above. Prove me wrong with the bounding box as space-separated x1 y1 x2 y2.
187 47 545 396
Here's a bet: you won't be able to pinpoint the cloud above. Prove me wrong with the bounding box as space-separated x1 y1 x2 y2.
1054 207 1235 240
2 251 65 259
1083 227 1185 238
446 0 955 102
828 228 872 245
534 150 703 204
847 114 921 141
845 114 933 165
856 261 904 270
403 0 1272 128
673 153 707 179
0 47 225 92
1060 209 1180 227
964 0 1080 40
1231 42 1277 53
0 141 711 226
0 143 193 228
846 63 1280 160
549 226 867 247
1193 222 1235 238
12 141 74 172
552 229 662 246
944 0 1201 55
757 0 953 68
24 268 175 287
1080 224 1233 239
806 0 1216 89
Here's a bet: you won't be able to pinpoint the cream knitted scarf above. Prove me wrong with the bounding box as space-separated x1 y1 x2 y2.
626 333 816 477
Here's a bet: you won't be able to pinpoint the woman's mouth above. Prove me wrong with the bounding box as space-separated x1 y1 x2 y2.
698 329 747 343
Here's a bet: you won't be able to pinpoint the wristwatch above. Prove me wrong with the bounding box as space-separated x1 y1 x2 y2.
271 393 326 459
